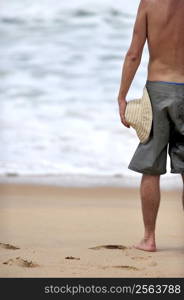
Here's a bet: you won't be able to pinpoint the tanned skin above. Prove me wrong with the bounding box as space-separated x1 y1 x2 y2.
117 0 184 252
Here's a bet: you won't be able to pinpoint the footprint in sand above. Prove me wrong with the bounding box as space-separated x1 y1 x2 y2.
89 245 127 250
113 265 139 271
3 257 39 268
65 256 80 260
103 265 139 271
148 261 157 267
131 256 151 261
0 243 20 250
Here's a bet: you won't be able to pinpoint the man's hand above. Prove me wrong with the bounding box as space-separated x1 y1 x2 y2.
118 100 130 128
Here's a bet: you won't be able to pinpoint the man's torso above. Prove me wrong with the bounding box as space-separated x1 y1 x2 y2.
146 0 184 82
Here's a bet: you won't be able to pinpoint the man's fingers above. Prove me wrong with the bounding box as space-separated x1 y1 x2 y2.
121 115 130 128
123 121 130 128
121 119 130 128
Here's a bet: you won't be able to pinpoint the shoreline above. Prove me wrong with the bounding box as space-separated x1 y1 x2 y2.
0 173 182 190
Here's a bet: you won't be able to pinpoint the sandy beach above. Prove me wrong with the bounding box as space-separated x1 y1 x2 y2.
0 182 183 278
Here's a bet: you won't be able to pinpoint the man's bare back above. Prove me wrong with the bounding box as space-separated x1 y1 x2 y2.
147 0 184 82
118 0 184 127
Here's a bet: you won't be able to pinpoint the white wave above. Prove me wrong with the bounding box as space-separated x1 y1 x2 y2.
1 0 140 20
1 0 175 187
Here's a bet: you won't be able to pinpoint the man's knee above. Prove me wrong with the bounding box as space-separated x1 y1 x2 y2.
142 174 160 180
181 174 184 183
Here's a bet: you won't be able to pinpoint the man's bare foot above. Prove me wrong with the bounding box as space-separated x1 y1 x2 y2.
133 239 156 252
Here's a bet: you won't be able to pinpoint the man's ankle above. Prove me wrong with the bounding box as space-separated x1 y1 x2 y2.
144 231 155 243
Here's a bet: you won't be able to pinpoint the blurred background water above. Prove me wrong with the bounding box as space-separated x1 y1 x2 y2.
0 0 180 187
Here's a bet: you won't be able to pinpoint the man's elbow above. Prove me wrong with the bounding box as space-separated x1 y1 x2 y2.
126 50 142 62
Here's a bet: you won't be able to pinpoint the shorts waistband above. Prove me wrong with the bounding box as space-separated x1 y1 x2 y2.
146 80 184 85
146 80 184 95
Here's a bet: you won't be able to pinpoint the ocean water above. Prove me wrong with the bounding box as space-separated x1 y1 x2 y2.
0 0 180 186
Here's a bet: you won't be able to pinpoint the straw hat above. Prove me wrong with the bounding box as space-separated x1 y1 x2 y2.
125 86 153 144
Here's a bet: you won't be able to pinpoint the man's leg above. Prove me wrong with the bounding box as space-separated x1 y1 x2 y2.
134 174 161 252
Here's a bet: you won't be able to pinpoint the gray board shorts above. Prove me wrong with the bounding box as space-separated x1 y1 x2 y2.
128 80 184 175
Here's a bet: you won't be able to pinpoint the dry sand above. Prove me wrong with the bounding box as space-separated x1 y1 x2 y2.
0 183 183 278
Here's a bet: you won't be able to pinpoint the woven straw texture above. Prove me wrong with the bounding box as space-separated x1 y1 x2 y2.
125 87 153 144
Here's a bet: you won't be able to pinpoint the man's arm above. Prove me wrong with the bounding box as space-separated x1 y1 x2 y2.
118 0 147 127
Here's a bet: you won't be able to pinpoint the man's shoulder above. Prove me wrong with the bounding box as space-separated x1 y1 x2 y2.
139 0 155 13
140 0 155 8
141 0 155 4
139 0 149 10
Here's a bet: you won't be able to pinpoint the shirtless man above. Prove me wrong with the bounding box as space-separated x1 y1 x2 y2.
117 0 184 252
